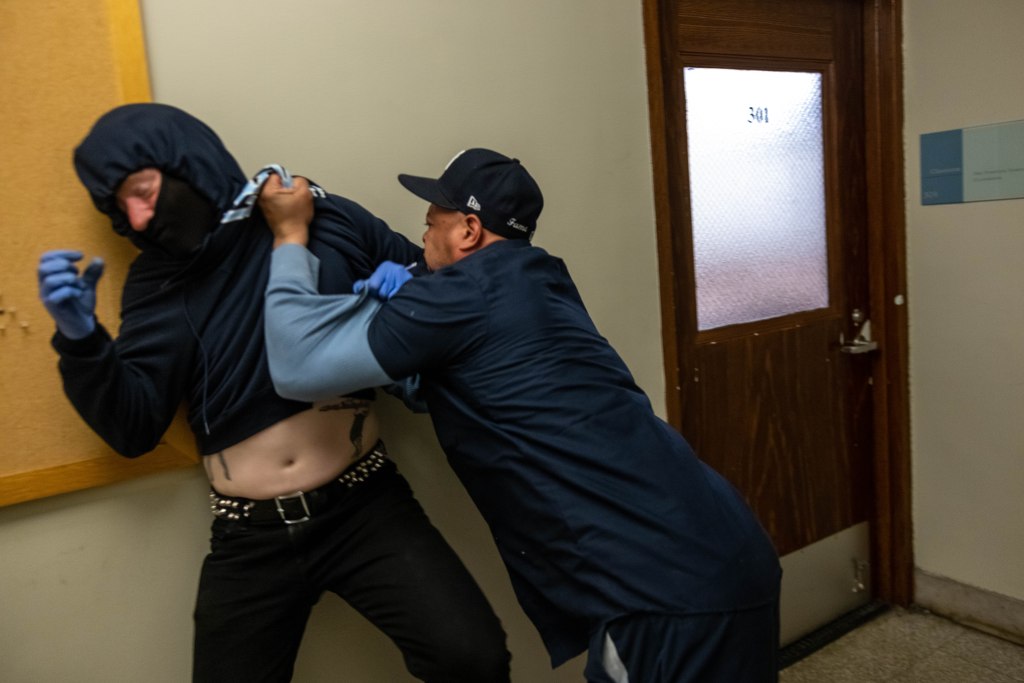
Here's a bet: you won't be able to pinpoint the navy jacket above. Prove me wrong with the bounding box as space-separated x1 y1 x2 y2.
263 238 782 666
364 240 782 665
54 103 420 456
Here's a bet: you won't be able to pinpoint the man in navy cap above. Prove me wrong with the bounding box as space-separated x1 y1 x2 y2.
259 148 782 682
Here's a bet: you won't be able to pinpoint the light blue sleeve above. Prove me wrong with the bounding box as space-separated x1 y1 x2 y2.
265 244 393 401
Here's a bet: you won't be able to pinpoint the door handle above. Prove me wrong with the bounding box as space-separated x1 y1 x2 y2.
841 338 878 354
840 319 879 355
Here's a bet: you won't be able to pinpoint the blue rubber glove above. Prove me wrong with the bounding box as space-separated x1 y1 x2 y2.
353 261 413 300
38 249 105 339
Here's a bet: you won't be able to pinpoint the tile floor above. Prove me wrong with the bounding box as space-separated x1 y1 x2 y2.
781 607 1024 682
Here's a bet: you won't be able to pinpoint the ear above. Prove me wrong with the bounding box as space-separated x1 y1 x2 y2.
461 214 488 252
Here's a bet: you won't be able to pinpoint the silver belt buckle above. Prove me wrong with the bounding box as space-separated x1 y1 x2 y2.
275 491 311 524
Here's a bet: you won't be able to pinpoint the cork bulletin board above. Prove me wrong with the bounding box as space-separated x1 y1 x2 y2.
0 0 197 507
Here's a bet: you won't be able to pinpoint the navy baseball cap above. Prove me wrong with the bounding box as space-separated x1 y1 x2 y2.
398 148 543 241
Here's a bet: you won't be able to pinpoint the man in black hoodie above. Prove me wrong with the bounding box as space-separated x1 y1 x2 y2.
36 104 509 682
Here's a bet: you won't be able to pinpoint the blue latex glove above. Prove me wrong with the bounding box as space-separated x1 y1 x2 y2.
38 249 105 339
353 261 413 300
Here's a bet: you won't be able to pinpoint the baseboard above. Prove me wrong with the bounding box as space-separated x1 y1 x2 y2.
915 568 1024 646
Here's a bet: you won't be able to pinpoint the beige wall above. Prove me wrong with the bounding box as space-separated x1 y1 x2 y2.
5 0 1023 680
904 0 1024 602
0 1 657 680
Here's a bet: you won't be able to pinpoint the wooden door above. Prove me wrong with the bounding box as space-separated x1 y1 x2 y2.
643 0 913 642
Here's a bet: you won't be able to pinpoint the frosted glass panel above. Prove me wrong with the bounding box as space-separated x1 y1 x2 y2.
684 68 828 330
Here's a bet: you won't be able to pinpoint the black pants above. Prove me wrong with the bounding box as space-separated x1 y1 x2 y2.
193 462 509 682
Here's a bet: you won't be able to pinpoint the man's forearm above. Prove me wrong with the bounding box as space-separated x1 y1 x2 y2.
265 244 394 401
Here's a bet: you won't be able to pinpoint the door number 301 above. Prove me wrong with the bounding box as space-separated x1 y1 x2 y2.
748 107 769 123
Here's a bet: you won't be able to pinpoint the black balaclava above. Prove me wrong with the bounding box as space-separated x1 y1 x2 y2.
137 174 220 259
73 104 248 256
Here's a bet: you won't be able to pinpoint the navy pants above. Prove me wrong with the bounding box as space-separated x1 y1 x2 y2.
584 603 780 683
193 463 509 682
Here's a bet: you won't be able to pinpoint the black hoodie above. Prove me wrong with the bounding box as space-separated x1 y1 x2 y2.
54 103 421 457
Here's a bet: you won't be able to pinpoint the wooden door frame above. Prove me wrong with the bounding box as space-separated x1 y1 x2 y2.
641 0 912 605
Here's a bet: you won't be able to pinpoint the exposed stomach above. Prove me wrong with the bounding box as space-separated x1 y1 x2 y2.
204 396 380 499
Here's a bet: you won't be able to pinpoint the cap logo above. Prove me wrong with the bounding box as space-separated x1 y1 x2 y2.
506 217 528 233
466 195 482 211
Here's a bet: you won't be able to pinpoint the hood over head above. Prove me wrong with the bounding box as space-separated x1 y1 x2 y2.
73 103 247 245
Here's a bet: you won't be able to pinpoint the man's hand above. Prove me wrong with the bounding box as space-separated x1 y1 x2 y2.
354 261 414 300
258 173 314 248
38 249 104 339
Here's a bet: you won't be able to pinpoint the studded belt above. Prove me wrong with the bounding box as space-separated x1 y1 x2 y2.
208 441 393 524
